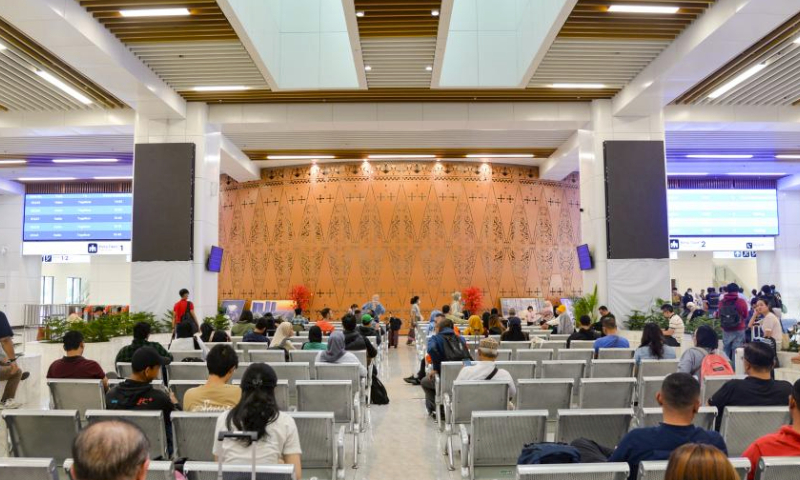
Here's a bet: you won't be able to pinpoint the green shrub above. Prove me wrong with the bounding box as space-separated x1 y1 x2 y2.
685 315 722 337
572 285 599 322
203 314 230 332
626 298 671 330
43 311 170 343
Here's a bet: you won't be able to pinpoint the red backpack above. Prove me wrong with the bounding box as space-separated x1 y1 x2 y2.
697 348 734 381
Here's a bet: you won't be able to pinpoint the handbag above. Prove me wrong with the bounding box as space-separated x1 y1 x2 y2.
370 375 390 405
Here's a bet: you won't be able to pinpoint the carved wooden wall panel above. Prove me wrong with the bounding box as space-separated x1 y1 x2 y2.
219 162 581 324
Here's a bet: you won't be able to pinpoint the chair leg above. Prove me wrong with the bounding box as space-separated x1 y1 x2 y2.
446 430 455 471
352 429 359 469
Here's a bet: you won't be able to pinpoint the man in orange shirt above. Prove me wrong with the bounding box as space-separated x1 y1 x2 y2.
742 378 800 479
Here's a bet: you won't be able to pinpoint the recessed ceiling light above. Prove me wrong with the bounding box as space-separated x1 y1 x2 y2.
551 83 606 89
425 65 433 71
0 159 26 165
93 176 133 180
708 64 766 99
52 158 119 163
36 70 93 105
364 65 372 71
686 154 753 159
368 154 436 159
776 154 800 159
465 154 535 158
607 5 680 14
18 177 76 181
119 8 191 17
0 43 6 51
356 11 365 17
794 36 800 44
192 86 250 92
266 155 335 160
432 9 440 16
727 173 787 176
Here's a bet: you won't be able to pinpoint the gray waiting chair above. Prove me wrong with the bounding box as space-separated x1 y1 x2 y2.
314 363 366 411
756 456 800 480
549 334 571 341
47 379 105 416
569 340 596 350
591 359 635 378
515 348 554 366
436 362 466 431
171 412 217 462
540 360 586 392
249 350 287 363
538 340 567 353
238 342 270 356
701 375 744 405
516 379 573 420
267 362 311 402
0 458 58 480
637 376 666 409
2 410 80 464
558 349 595 362
444 381 509 471
495 361 536 385
721 406 791 457
85 410 167 460
183 462 294 480
636 359 678 382
579 378 636 409
65 459 174 480
462 410 548 480
296 380 359 468
168 380 203 405
518 463 629 479
288 412 345 480
230 362 252 381
500 341 531 353
289 350 319 370
598 348 635 360
117 362 163 379
636 406 717 431
496 349 512 361
169 350 204 362
638 458 750 480
229 336 243 348
556 408 635 447
166 363 208 381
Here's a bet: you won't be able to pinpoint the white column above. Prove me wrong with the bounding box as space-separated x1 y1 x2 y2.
130 103 221 320
0 190 42 325
758 186 800 313
580 99 670 319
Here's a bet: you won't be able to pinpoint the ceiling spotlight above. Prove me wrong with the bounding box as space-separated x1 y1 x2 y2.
18 177 76 181
685 154 753 159
708 64 766 99
364 65 372 71
192 86 250 92
794 36 800 44
119 8 190 17
425 65 433 71
551 83 606 89
356 11 365 17
0 159 26 165
0 42 6 51
607 5 680 14
431 9 440 16
266 155 335 160
36 70 93 105
52 158 119 163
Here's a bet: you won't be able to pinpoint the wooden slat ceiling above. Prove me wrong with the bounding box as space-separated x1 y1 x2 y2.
672 11 800 106
0 17 125 110
354 0 442 38
243 148 557 161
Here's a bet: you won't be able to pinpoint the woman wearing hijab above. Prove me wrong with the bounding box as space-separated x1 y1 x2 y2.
501 317 530 342
463 315 485 338
302 326 327 351
678 325 730 377
315 332 367 377
269 322 295 361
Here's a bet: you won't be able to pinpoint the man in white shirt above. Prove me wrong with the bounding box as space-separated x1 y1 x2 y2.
661 304 685 346
454 338 515 398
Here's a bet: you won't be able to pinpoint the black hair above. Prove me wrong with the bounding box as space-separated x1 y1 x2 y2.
239 310 253 324
206 344 238 377
707 287 715 293
410 296 419 305
661 304 674 313
226 364 279 446
527 306 534 310
255 318 269 332
761 285 772 294
176 320 195 339
199 322 214 342
752 289 758 296
132 322 151 341
744 341 776 370
179 288 189 297
579 315 591 327
442 305 451 314
793 378 800 405
439 318 454 330
599 306 608 311
490 308 499 315
350 304 358 309
63 330 83 351
342 314 357 332
602 317 617 330
320 308 331 319
294 308 302 316
660 372 700 410
211 330 230 343
720 286 728 293
641 322 666 359
770 285 776 290
308 325 323 343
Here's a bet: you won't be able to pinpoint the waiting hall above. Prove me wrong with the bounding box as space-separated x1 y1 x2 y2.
0 1 799 479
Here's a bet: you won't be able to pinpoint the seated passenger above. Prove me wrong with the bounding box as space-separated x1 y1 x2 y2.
342 314 377 360
742 378 800 479
230 309 255 337
454 338 515 398
170 319 208 360
500 317 529 342
116 321 173 365
678 325 729 378
302 326 327 351
213 363 302 476
358 314 381 346
183 344 241 412
70 420 150 480
315 308 336 335
210 329 230 343
664 443 738 480
487 315 505 335
315 331 367 377
47 331 108 390
242 318 270 344
567 315 599 347
593 317 630 354
607 373 726 479
709 341 793 430
462 315 485 338
269 322 295 361
634 322 677 365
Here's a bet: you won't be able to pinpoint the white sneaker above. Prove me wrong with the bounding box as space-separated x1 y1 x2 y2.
0 399 22 409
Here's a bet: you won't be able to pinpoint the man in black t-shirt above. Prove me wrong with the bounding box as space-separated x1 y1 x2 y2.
709 341 793 430
567 315 599 347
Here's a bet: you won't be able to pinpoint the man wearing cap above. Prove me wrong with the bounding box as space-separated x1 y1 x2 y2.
357 313 381 346
717 282 749 361
106 346 181 457
454 338 516 399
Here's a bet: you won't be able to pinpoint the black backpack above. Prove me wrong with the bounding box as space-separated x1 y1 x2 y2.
518 442 580 465
719 301 741 330
389 317 403 331
370 375 390 405
440 334 472 362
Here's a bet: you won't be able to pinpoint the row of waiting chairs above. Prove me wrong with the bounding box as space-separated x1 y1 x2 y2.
163 348 369 367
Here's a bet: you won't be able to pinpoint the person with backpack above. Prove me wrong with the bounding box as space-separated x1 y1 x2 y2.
420 316 471 418
678 325 731 379
705 287 720 315
388 315 402 349
173 288 198 333
717 282 749 361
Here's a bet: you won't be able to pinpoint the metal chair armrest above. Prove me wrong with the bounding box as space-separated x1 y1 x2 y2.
336 425 346 480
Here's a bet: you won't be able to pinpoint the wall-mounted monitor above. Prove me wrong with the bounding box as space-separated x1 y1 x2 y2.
207 246 224 272
668 189 778 236
24 193 132 241
576 244 593 271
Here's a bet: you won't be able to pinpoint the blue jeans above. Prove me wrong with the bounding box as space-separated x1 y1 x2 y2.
723 329 746 366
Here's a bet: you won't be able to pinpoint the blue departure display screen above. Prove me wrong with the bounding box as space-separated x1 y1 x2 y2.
24 193 132 241
667 189 778 236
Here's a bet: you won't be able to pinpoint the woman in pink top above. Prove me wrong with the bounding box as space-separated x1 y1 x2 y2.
749 298 783 351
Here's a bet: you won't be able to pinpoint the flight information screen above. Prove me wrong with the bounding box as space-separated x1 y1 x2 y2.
667 189 778 236
24 193 132 241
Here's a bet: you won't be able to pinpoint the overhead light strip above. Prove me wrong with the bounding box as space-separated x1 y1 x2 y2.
36 70 93 105
18 177 76 181
551 83 606 89
119 8 190 17
52 158 118 163
776 155 800 159
686 154 753 159
0 159 26 165
465 154 535 158
266 155 335 160
708 64 767 99
192 86 250 92
607 5 680 14
668 173 708 176
728 173 787 176
368 154 437 159
94 176 133 180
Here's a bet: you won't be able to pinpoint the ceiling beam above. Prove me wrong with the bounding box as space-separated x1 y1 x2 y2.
220 134 259 182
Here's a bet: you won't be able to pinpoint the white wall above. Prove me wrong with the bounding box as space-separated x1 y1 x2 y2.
758 188 800 314
671 251 758 294
41 256 130 306
0 193 42 326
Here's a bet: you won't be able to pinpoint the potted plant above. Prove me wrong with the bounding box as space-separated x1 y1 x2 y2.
572 285 599 321
462 287 483 314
